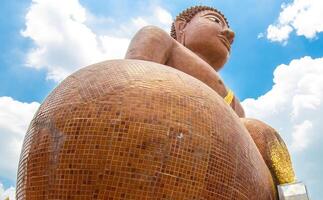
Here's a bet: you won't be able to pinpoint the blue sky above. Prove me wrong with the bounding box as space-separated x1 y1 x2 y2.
1 0 323 199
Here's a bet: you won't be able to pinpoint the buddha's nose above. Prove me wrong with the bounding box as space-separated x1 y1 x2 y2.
221 28 235 44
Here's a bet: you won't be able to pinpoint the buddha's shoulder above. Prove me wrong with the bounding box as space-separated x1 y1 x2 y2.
134 25 174 42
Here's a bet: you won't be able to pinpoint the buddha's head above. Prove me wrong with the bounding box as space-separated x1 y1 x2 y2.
171 6 234 71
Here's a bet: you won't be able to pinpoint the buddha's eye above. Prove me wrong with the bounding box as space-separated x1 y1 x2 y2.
207 16 221 24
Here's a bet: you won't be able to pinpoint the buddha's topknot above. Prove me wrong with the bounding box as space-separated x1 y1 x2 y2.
170 6 229 40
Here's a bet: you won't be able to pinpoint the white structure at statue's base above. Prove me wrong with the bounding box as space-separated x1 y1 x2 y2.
278 182 309 200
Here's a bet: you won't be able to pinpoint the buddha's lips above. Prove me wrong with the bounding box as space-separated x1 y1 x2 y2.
218 35 231 52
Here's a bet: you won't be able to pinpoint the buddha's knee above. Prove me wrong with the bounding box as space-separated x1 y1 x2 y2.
241 118 296 185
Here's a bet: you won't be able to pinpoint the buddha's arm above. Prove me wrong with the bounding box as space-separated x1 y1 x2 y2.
125 26 173 64
125 26 226 97
125 26 245 117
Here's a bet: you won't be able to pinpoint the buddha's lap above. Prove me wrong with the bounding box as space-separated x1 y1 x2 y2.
16 59 276 199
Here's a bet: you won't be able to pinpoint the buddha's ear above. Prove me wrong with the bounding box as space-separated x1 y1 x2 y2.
174 19 187 42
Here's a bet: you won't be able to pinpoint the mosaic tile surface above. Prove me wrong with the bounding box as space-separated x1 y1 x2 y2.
242 118 295 185
16 59 276 199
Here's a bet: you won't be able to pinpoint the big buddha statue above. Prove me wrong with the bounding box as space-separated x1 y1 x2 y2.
16 6 300 200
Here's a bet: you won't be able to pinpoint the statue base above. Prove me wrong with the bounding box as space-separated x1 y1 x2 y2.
277 182 309 200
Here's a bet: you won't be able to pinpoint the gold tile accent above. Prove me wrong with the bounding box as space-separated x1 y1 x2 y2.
270 141 296 184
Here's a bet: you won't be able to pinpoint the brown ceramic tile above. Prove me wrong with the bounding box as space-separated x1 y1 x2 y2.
17 60 276 199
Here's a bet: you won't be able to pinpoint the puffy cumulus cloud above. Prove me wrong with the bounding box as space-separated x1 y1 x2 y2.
22 0 173 82
0 97 39 182
155 7 173 25
266 0 323 43
242 56 323 152
267 24 293 44
0 182 15 200
242 56 323 197
22 0 101 81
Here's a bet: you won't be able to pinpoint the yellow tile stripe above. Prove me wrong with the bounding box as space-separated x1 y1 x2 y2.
224 89 234 105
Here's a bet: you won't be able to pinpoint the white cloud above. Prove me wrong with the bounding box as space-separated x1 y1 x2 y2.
0 182 15 200
267 24 293 44
22 0 173 82
155 6 173 28
257 32 264 39
266 0 323 43
242 56 323 197
242 56 323 152
0 97 39 182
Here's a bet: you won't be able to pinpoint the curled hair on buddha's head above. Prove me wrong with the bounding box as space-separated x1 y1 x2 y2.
170 5 229 40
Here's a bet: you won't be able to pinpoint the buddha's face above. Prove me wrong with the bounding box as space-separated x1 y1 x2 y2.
176 10 235 71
